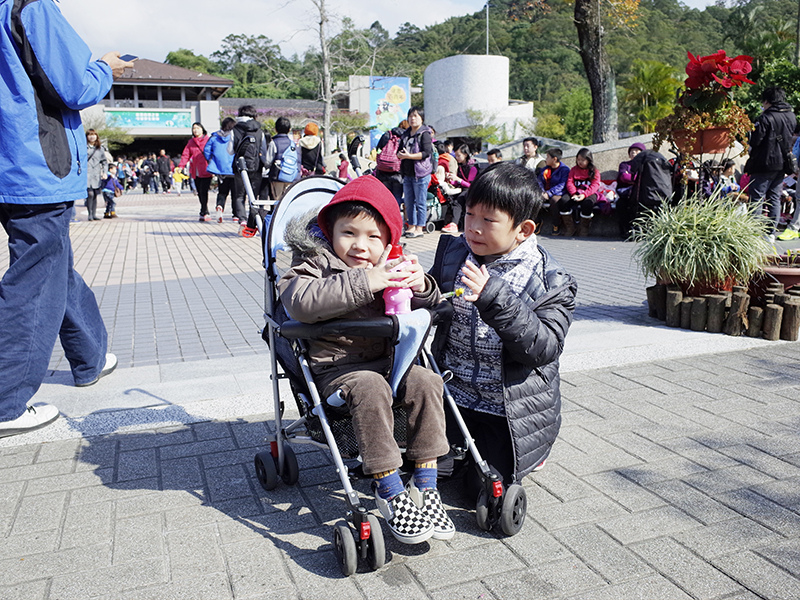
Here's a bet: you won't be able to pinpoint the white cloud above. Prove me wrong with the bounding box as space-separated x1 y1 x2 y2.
58 0 491 63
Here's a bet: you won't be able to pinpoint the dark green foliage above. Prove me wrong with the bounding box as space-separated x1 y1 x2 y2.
163 0 800 143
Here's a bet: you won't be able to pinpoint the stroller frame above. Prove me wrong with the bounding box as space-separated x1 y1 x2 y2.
243 172 527 576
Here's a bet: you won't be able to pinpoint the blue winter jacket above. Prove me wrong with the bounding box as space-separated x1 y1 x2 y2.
537 163 570 198
203 131 235 176
0 0 113 204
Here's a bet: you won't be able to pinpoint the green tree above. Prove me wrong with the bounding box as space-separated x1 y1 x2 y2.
621 59 681 133
164 49 218 74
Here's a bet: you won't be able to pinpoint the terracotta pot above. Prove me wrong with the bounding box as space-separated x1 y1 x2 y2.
672 128 730 154
679 276 735 297
762 265 800 290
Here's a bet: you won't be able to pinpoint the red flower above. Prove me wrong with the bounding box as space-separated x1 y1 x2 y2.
712 73 733 88
728 57 753 75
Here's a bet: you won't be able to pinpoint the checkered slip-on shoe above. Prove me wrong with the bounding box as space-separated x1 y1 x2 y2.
407 481 455 541
374 487 434 545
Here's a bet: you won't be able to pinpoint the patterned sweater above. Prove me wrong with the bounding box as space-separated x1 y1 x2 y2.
445 236 544 415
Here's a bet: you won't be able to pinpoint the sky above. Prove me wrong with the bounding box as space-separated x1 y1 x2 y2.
59 0 717 64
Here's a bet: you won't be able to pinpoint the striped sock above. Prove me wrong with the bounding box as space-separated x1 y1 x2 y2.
373 469 404 500
414 460 438 490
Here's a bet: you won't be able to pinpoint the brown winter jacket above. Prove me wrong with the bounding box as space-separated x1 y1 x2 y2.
277 213 441 383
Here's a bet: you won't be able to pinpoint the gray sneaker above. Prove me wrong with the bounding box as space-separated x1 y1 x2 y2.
0 404 59 438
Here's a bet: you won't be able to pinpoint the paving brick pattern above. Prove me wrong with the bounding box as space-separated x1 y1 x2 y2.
3 189 800 598
0 344 798 598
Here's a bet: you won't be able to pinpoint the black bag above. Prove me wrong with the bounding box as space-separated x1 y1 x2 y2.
777 134 798 175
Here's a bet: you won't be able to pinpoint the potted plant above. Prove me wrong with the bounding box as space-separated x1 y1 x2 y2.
653 51 755 155
631 192 770 296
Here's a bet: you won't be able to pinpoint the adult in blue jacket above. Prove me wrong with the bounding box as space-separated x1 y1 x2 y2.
203 116 236 223
0 0 132 438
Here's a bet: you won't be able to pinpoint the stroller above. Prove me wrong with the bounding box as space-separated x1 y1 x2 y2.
243 173 528 576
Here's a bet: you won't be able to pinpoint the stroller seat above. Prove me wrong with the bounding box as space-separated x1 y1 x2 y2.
248 175 528 577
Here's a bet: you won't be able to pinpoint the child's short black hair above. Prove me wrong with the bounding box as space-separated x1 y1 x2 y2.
487 148 502 159
547 148 562 160
466 162 542 226
321 201 388 235
275 116 292 134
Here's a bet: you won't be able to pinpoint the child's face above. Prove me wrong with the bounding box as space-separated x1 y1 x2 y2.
576 155 589 169
464 203 532 257
331 213 390 269
546 154 558 168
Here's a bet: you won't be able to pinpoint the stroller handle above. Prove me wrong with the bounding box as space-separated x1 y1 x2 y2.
278 302 453 341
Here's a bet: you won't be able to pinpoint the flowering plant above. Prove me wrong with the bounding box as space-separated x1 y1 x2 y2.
653 50 755 153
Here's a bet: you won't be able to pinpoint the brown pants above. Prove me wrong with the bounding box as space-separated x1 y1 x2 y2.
320 365 449 475
270 180 291 202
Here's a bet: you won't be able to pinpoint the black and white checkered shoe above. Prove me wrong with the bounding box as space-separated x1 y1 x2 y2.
374 487 434 545
407 481 455 541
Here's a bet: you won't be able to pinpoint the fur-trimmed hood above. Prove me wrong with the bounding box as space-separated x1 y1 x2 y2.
283 210 329 258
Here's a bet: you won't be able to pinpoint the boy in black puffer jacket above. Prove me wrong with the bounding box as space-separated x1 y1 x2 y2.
429 162 577 487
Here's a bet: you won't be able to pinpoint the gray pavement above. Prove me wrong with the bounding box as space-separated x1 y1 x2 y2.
2 191 800 598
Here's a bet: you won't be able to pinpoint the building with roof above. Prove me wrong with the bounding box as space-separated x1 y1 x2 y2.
80 59 234 153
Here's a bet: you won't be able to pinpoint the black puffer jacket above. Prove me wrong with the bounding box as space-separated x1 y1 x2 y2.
429 235 577 482
746 101 796 174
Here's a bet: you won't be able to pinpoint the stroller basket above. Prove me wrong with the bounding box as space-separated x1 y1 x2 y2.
303 405 408 459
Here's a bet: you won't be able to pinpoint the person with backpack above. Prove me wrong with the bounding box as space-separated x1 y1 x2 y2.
299 122 326 177
265 116 301 203
230 105 267 235
374 120 407 204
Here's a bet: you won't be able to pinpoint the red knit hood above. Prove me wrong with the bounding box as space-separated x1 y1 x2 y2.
317 175 403 245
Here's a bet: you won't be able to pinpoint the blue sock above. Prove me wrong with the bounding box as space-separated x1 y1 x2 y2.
414 467 437 491
374 470 405 500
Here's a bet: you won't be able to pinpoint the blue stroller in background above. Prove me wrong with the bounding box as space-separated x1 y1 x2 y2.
243 174 529 576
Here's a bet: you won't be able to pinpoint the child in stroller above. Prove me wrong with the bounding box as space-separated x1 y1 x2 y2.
277 175 454 546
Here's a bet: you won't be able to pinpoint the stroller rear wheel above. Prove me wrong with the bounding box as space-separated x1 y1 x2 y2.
425 221 436 233
365 514 386 570
333 522 358 576
254 451 278 491
500 484 527 536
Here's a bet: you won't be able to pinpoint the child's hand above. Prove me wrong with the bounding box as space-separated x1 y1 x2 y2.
365 245 412 293
460 260 490 302
400 255 426 292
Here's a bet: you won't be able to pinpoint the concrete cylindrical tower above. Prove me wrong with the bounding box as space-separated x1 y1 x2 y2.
424 55 510 134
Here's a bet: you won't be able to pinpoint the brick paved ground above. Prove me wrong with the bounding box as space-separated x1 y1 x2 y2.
2 188 800 599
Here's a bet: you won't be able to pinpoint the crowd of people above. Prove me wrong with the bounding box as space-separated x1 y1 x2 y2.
83 85 800 247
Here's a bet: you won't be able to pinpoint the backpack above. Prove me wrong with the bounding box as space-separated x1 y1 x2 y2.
430 143 439 176
376 133 402 172
276 140 300 183
234 128 264 173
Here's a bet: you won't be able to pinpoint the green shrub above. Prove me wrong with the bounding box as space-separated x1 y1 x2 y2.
631 193 770 288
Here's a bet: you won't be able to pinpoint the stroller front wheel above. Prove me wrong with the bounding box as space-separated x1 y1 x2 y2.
500 484 527 536
280 444 299 485
254 451 278 491
365 514 386 571
333 522 358 576
475 489 492 531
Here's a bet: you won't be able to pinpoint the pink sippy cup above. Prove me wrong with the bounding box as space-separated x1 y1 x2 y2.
382 244 414 315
